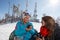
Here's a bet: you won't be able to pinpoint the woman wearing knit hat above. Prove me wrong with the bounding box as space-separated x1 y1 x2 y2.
10 12 36 40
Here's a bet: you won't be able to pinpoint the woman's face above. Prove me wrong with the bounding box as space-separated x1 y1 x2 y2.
23 15 30 23
41 20 46 26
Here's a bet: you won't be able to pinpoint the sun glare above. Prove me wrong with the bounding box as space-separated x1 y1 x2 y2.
49 0 59 6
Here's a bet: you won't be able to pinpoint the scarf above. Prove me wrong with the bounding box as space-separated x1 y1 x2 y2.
40 26 49 37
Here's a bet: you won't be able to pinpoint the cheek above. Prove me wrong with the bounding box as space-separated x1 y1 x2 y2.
24 18 27 21
42 22 45 26
26 18 30 21
24 18 29 22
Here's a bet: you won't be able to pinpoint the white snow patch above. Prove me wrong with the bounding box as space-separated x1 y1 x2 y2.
0 22 41 40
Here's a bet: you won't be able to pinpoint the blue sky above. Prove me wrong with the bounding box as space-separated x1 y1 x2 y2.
0 0 60 20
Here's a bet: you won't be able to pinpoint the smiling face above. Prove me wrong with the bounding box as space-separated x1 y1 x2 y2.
23 15 30 23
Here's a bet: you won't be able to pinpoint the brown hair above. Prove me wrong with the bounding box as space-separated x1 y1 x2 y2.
42 16 55 37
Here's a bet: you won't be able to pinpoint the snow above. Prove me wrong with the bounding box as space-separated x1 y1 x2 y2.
0 22 41 40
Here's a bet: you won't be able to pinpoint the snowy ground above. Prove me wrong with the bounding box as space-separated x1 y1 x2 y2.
0 22 41 40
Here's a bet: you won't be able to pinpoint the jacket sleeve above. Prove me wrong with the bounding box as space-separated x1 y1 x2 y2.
54 27 60 40
14 21 21 36
15 21 20 30
29 23 35 35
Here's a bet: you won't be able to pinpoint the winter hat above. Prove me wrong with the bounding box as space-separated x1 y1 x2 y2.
22 12 31 19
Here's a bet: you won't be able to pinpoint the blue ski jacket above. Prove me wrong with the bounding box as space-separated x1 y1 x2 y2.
15 20 35 40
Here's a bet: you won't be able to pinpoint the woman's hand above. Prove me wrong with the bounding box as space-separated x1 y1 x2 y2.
36 37 43 40
26 27 32 31
42 37 45 40
35 37 45 40
26 28 31 31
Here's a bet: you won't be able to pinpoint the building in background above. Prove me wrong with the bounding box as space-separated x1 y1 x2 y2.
0 0 40 25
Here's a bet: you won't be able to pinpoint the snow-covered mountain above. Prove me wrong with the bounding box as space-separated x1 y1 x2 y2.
0 22 41 40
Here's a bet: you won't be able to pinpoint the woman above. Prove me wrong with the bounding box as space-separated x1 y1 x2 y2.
40 16 55 40
14 12 35 40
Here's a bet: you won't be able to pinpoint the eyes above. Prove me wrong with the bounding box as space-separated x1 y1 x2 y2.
25 16 30 20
